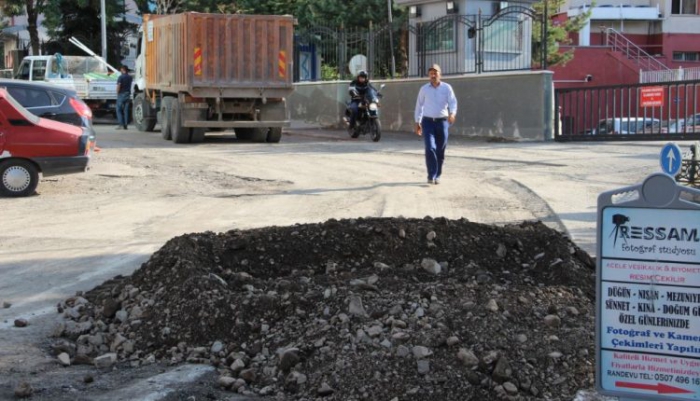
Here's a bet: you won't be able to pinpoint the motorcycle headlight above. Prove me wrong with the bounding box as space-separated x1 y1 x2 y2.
369 103 378 111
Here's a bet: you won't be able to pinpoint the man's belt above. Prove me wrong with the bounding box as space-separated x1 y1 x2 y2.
423 117 446 122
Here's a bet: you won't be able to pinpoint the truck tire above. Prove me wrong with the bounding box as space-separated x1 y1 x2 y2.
160 97 174 140
133 93 157 132
235 128 254 141
266 127 282 143
251 128 268 143
171 99 190 144
0 159 39 197
188 109 207 143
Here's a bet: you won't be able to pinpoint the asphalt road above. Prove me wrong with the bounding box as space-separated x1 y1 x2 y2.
0 124 672 399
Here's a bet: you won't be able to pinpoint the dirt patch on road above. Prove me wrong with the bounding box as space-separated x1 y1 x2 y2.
51 217 596 400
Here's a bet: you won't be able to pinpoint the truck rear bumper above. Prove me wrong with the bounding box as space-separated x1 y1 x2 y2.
184 120 290 128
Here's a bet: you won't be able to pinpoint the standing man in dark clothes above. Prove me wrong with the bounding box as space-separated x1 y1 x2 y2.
414 64 457 185
116 65 133 130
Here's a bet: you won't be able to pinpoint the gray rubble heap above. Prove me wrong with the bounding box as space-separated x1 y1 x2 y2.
53 217 597 400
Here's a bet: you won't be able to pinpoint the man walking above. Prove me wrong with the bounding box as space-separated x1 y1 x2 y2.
116 65 133 130
414 64 457 185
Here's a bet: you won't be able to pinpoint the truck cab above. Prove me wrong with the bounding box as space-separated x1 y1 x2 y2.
15 55 118 117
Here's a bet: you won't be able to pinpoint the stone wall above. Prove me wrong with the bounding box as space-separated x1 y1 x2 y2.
289 71 554 141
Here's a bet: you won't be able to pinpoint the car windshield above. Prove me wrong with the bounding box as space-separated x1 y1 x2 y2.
1 90 40 124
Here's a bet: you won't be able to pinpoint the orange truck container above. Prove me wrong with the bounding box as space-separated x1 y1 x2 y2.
131 13 294 143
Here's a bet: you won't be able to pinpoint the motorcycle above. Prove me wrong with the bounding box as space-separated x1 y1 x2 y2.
345 84 385 142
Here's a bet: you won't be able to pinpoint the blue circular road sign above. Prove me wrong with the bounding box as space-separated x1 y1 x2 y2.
660 142 682 176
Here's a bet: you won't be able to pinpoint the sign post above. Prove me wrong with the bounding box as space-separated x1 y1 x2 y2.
597 173 700 400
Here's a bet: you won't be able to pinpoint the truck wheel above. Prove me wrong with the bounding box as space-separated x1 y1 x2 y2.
160 97 174 140
190 128 206 143
266 127 282 143
235 128 254 141
0 159 39 197
171 99 190 144
188 109 207 143
133 93 157 132
251 128 268 143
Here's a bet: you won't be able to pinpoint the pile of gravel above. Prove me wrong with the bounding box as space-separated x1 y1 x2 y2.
53 217 597 400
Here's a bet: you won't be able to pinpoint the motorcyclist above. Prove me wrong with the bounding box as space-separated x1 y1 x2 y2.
345 70 378 131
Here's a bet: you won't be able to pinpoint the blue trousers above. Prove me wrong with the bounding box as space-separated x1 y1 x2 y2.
116 92 130 127
422 118 449 181
348 100 360 127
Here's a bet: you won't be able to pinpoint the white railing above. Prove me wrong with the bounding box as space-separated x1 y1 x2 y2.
641 67 700 83
605 28 669 72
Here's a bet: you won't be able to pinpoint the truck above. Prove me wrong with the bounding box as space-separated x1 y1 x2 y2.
13 54 118 117
132 13 294 143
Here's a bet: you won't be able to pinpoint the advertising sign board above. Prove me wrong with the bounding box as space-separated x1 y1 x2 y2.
597 173 700 400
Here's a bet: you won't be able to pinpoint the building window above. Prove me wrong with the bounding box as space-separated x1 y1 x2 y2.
417 19 456 53
673 52 699 61
671 0 696 14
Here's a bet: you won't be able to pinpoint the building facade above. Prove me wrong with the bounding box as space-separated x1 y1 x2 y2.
551 0 700 86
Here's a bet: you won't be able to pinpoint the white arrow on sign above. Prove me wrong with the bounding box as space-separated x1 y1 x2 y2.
666 148 676 172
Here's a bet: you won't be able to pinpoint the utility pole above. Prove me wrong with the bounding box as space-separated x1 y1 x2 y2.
387 0 396 78
101 0 107 61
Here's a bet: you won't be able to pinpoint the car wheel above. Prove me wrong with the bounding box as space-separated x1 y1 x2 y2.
0 159 39 197
160 97 174 140
133 93 157 132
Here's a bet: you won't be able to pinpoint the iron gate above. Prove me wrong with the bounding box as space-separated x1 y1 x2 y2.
292 1 546 81
555 80 700 141
405 4 545 77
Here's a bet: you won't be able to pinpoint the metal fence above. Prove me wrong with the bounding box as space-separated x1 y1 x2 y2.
641 67 700 84
293 21 406 82
555 80 700 141
293 2 546 82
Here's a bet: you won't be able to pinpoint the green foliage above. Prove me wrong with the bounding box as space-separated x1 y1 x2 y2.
1 1 47 54
532 0 591 68
133 0 402 29
42 0 136 67
320 64 339 81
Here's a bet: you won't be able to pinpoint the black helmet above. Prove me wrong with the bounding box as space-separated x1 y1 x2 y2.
357 70 368 79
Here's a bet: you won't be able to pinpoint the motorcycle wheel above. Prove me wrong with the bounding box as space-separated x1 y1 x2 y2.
370 119 381 142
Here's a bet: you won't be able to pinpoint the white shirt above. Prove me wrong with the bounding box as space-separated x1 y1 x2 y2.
414 81 458 122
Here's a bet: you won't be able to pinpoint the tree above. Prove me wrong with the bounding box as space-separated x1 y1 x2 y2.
42 0 136 67
532 0 591 68
0 0 47 55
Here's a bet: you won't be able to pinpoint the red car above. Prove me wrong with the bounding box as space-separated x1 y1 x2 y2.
0 88 95 197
